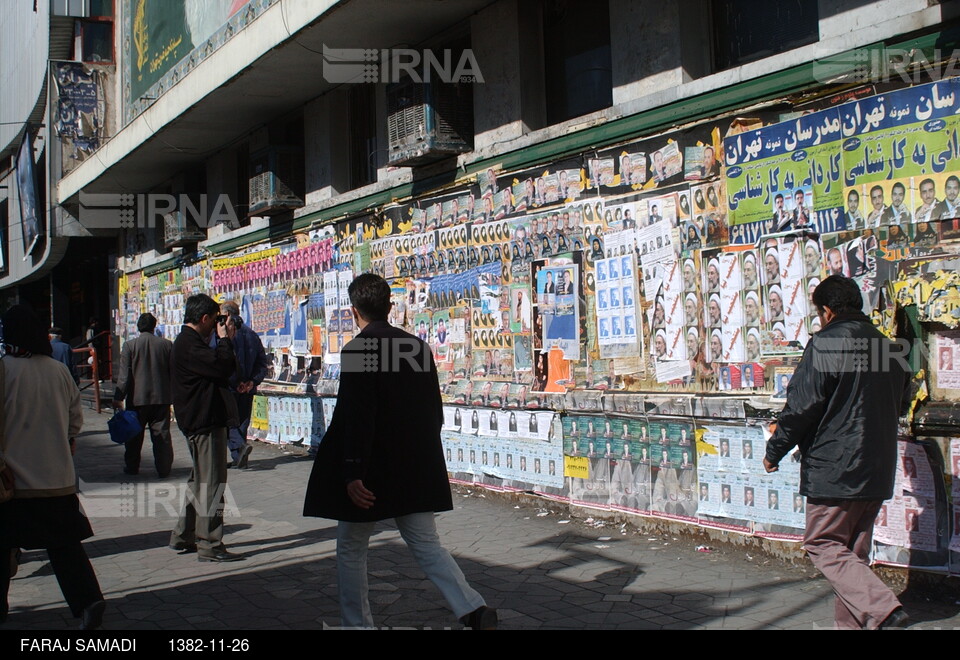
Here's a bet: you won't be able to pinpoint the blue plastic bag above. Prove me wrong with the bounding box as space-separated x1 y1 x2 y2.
107 410 142 444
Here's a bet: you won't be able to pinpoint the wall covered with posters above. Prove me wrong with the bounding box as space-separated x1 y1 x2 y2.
116 78 960 573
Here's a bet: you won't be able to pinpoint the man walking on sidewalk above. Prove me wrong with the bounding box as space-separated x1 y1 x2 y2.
216 301 267 469
112 313 174 477
764 276 911 629
170 294 243 563
304 274 495 629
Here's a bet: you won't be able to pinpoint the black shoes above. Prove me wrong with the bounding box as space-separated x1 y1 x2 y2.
879 607 910 629
460 606 498 629
236 443 253 469
170 542 197 553
8 549 20 578
173 543 245 562
80 600 106 630
198 550 245 563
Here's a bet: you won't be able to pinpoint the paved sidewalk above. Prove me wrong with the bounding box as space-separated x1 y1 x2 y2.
4 408 959 630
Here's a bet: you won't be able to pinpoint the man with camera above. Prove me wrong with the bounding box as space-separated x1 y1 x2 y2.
170 294 243 562
216 301 268 469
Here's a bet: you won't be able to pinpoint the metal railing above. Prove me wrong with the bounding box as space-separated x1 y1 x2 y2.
73 346 102 413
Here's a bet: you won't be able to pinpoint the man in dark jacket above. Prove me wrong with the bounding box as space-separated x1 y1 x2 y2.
216 301 268 469
169 294 242 562
112 313 174 477
48 327 78 384
303 274 495 629
764 276 910 629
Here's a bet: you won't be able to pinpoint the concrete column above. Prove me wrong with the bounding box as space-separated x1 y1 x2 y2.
610 0 685 107
304 91 349 205
471 0 538 150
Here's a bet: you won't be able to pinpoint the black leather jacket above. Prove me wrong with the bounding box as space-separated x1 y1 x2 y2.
765 314 911 500
171 326 238 435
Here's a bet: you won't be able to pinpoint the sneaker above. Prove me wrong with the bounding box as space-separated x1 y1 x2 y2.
460 606 498 630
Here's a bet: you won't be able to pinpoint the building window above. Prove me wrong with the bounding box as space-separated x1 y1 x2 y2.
349 84 378 189
543 0 612 126
712 0 819 71
81 0 114 64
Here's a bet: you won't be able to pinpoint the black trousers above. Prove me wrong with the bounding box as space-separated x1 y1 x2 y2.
1 544 103 620
124 404 174 477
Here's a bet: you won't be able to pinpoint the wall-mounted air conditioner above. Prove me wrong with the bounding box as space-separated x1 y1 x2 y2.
163 210 206 249
386 79 472 167
249 147 304 216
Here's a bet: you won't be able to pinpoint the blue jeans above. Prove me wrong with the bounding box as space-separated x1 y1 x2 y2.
336 512 486 628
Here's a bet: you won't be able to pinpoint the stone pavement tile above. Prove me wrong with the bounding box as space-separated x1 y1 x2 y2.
602 594 633 602
646 614 682 626
601 611 644 625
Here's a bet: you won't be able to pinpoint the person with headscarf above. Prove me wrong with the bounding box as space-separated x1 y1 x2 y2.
0 305 105 629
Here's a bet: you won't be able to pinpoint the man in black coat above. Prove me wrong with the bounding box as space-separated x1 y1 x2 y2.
169 294 242 563
304 274 495 629
764 276 911 629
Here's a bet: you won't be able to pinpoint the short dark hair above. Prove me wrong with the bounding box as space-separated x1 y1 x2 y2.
919 177 935 189
49 326 63 337
184 293 220 325
348 273 391 322
137 313 157 333
892 181 905 194
870 184 884 196
948 175 960 187
775 193 784 201
3 305 53 356
812 276 863 315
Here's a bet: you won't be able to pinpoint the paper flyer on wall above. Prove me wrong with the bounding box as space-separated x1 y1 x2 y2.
636 219 674 266
950 439 960 554
442 431 564 489
655 259 685 359
595 255 639 347
697 424 802 529
535 263 580 360
873 495 938 553
936 331 960 389
873 441 938 551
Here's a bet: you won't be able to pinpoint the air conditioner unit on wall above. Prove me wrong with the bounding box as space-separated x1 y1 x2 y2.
163 210 206 249
249 146 304 216
387 79 473 167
